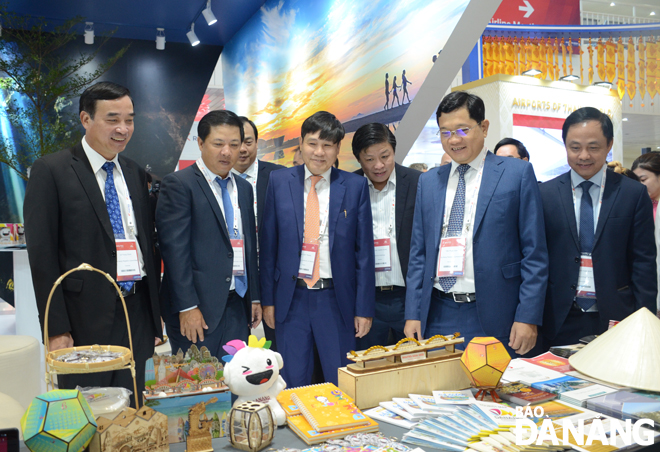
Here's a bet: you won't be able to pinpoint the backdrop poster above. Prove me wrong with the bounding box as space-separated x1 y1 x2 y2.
222 0 470 171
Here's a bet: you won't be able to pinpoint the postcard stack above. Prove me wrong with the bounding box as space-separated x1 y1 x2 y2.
276 383 378 444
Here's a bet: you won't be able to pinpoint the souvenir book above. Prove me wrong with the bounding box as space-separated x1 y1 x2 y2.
401 430 465 451
559 384 618 407
501 359 565 386
496 382 557 405
531 376 593 394
286 414 378 445
392 397 435 418
276 382 353 416
378 401 420 421
433 389 477 405
363 406 416 429
408 393 457 414
586 389 660 427
521 352 574 373
290 383 370 432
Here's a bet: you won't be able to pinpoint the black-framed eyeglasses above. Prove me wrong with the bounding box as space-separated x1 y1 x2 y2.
437 122 481 140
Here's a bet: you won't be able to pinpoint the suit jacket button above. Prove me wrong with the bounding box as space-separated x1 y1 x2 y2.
574 257 580 263
228 252 233 258
112 251 116 257
571 284 576 290
292 275 296 281
226 277 231 283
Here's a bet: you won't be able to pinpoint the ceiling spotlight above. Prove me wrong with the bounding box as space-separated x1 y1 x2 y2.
84 22 94 45
622 117 629 121
522 68 541 76
202 0 217 26
560 74 580 82
156 28 165 50
610 2 615 5
187 23 200 46
594 81 613 89
651 11 656 16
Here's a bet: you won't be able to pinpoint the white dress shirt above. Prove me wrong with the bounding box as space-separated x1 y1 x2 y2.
81 136 146 277
570 163 606 235
303 165 332 279
434 146 489 294
231 159 259 220
366 170 405 287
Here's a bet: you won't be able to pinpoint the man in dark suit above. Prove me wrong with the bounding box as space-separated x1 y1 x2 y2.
539 107 656 348
260 111 375 387
24 82 162 397
352 123 421 349
404 91 548 356
232 117 284 348
156 110 261 358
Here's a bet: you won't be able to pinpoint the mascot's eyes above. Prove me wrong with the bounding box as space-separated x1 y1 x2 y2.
266 359 272 366
242 366 252 375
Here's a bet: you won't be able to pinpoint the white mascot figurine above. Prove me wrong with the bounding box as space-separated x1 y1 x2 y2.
222 335 287 426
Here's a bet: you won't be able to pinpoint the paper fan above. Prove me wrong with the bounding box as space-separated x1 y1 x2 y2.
569 307 660 392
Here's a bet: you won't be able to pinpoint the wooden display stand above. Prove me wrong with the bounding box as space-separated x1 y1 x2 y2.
338 335 472 409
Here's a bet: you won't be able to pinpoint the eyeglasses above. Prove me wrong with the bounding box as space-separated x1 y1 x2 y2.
437 123 481 140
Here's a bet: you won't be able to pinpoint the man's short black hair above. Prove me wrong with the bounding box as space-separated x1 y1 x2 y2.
494 137 530 161
351 123 396 161
79 82 133 119
301 111 345 144
562 107 614 144
436 91 485 124
238 116 258 142
198 110 244 142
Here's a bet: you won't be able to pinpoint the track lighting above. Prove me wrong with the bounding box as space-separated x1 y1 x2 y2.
156 28 165 50
84 22 94 45
202 0 217 26
187 23 200 46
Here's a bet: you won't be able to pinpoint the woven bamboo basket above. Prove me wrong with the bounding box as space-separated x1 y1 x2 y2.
43 263 139 407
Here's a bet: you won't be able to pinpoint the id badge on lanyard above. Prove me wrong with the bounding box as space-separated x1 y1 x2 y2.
374 238 392 272
116 239 142 281
298 243 319 279
231 239 246 276
436 237 467 277
576 255 596 298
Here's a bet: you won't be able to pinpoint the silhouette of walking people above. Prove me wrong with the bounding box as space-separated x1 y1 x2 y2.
384 73 390 110
391 75 400 107
402 70 412 103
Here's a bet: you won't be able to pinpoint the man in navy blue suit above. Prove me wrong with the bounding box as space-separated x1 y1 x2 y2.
404 91 548 356
156 110 261 358
260 111 375 386
232 116 284 349
539 107 656 348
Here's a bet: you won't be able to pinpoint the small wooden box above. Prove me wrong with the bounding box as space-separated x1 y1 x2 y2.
89 406 168 452
338 349 471 409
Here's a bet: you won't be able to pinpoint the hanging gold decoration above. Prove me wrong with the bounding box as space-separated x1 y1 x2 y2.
588 37 594 85
513 37 520 75
483 38 492 78
606 37 617 83
616 37 625 99
647 38 657 105
546 37 554 80
597 37 606 81
526 37 533 72
504 39 515 75
639 39 647 107
627 36 637 106
579 36 584 84
553 38 560 81
539 38 548 79
561 37 567 78
498 39 505 75
531 38 540 77
493 38 501 75
568 38 574 77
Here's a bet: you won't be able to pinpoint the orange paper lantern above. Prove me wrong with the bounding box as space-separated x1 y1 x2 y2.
459 337 511 389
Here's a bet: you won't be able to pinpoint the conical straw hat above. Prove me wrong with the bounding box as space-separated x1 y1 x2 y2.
569 307 660 392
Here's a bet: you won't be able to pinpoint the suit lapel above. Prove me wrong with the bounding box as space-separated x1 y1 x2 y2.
395 164 408 240
329 168 346 253
433 166 450 249
473 153 503 236
594 171 621 248
237 179 252 243
558 172 580 249
194 163 232 246
118 158 146 247
70 144 114 242
289 166 305 248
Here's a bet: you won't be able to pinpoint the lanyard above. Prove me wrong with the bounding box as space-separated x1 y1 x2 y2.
442 154 487 237
110 161 137 237
197 158 241 236
571 164 607 230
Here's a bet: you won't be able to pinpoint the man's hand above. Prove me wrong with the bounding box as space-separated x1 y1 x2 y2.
263 306 275 329
509 322 537 355
179 308 208 343
49 332 73 351
155 317 166 346
251 304 263 329
354 316 372 338
404 320 423 341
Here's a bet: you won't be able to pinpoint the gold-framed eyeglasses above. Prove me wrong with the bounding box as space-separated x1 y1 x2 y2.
437 122 481 140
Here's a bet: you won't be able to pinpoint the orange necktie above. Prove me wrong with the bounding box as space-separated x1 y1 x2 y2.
304 176 322 288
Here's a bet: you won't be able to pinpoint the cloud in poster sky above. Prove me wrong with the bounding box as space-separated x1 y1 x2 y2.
223 0 469 144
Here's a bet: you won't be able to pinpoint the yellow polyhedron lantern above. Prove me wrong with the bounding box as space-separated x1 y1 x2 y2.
460 337 511 402
228 402 274 452
21 390 97 452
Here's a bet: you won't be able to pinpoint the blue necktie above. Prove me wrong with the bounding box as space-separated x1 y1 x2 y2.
216 177 247 298
576 180 595 310
102 162 134 292
439 164 470 292
239 173 248 179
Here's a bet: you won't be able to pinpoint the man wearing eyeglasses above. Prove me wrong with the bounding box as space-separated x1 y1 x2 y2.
404 91 548 356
